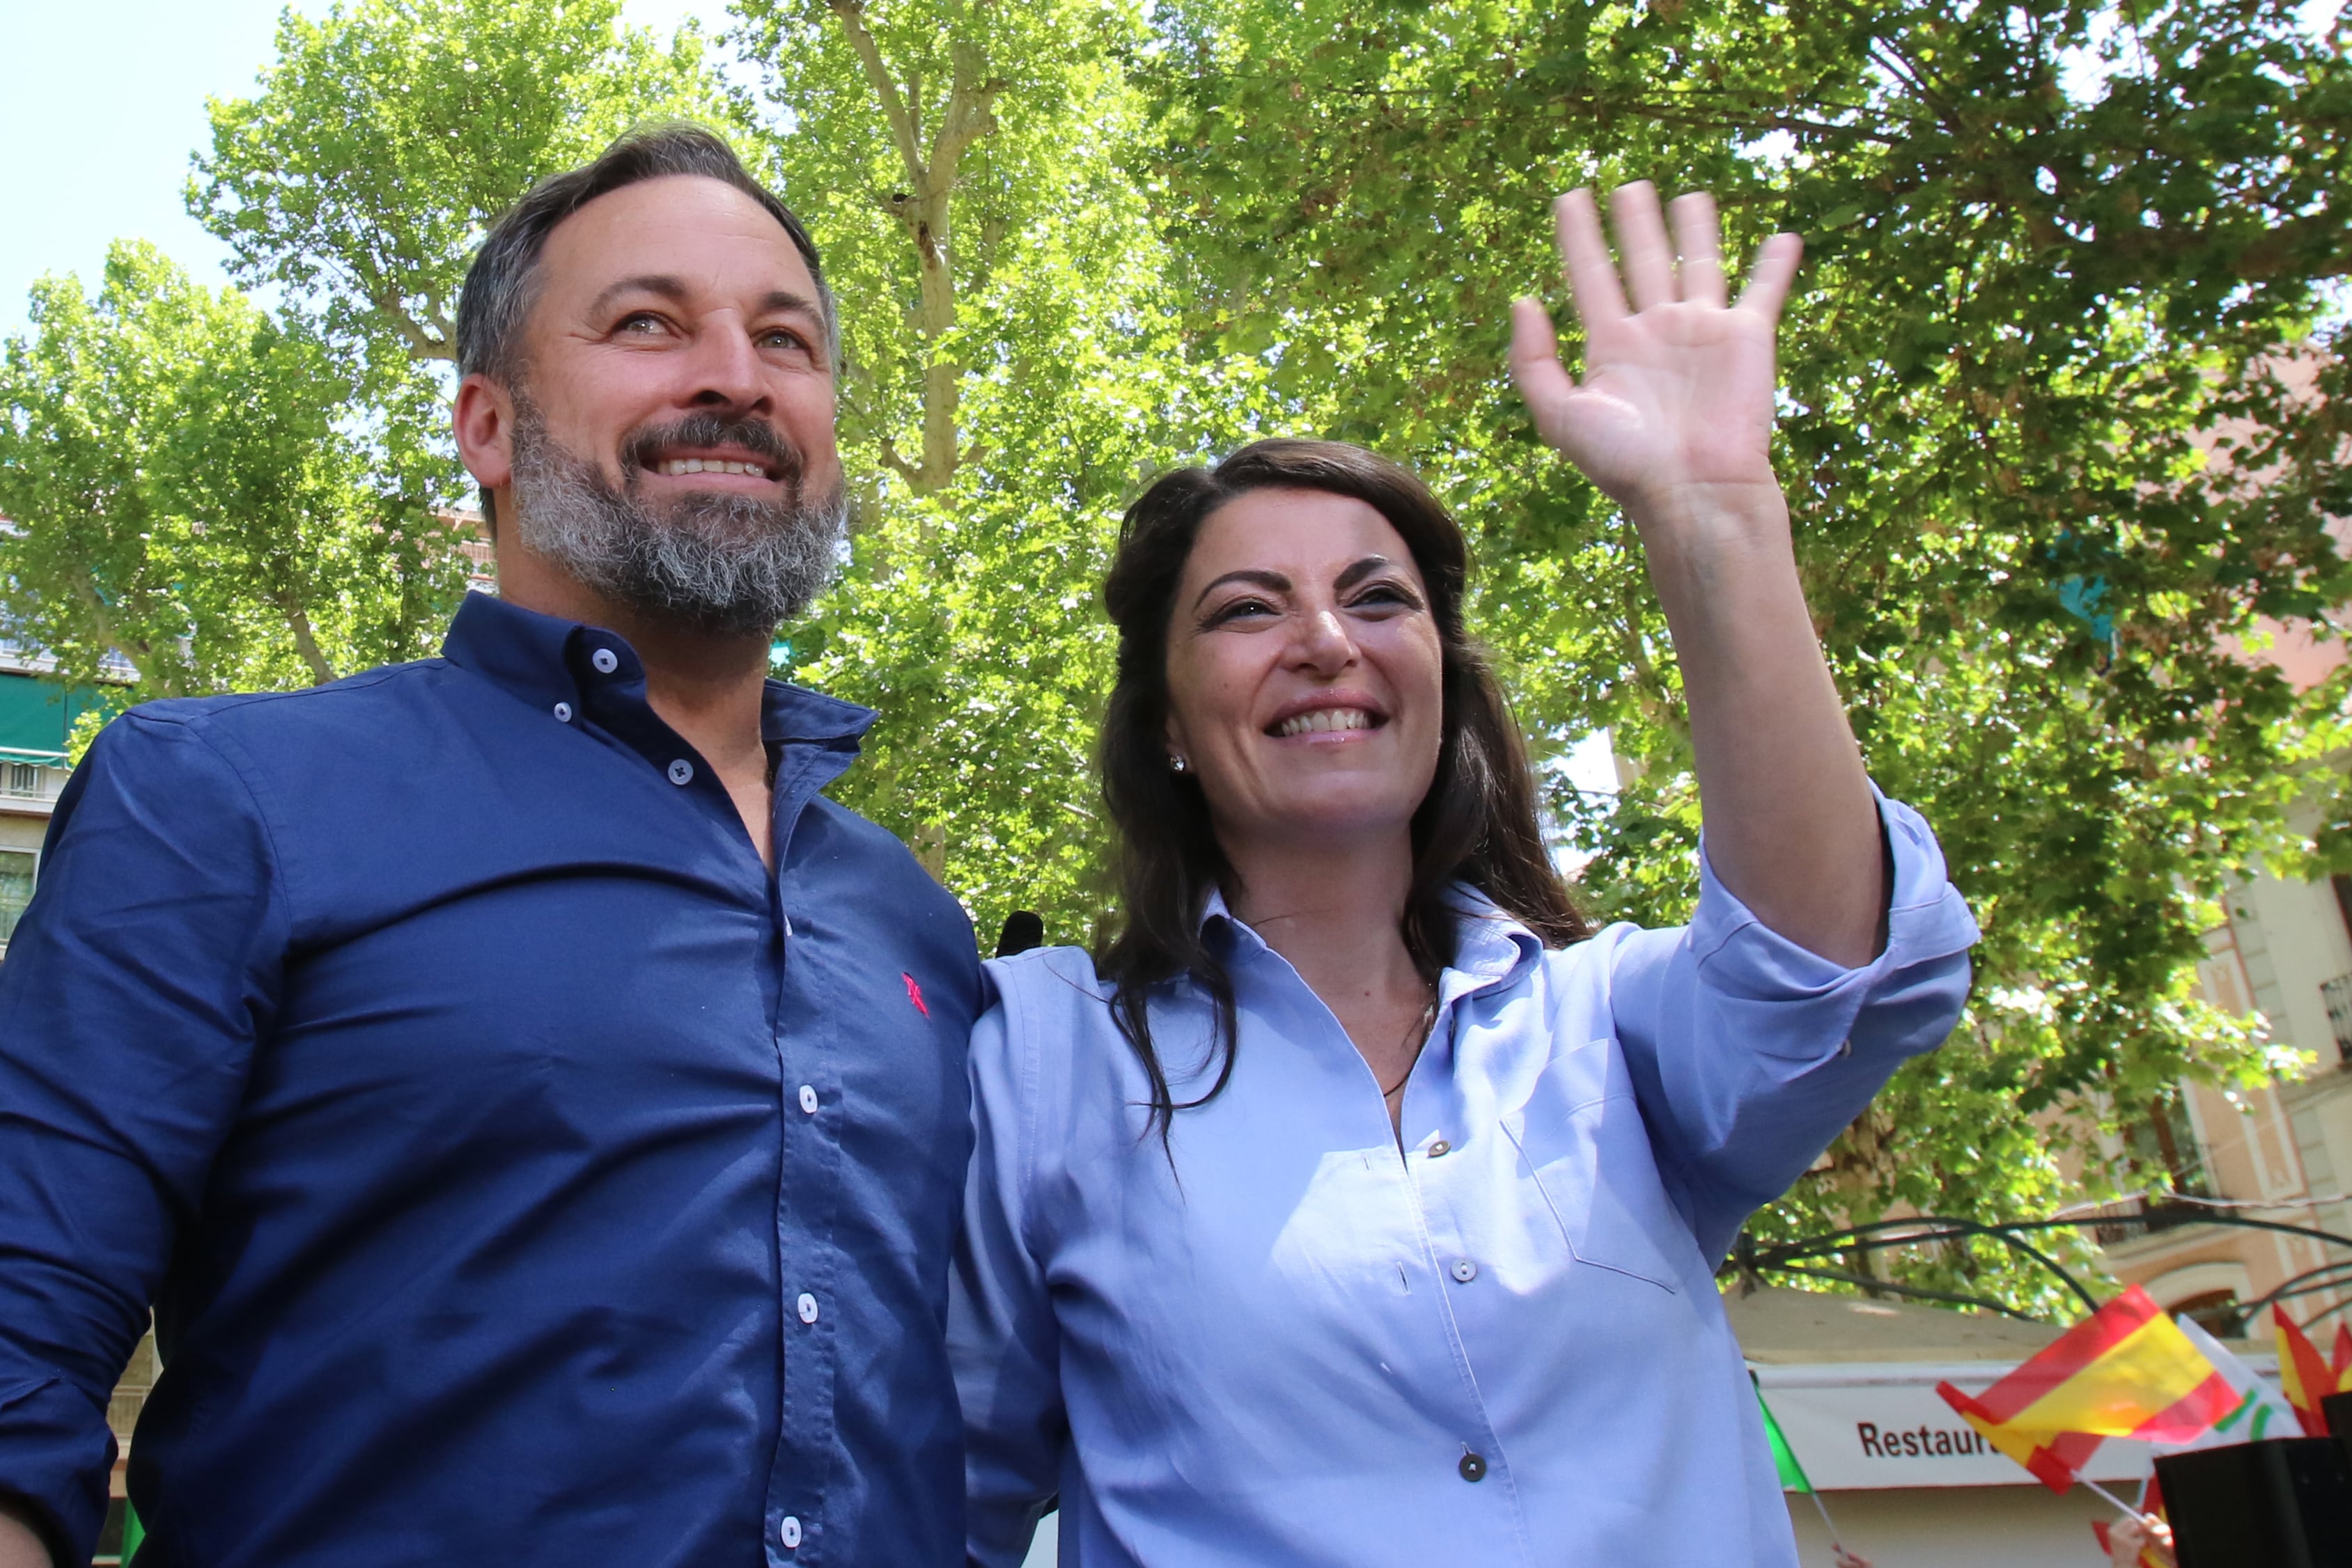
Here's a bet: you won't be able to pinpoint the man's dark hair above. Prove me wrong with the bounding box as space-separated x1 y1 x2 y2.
995 911 1045 957
456 123 839 526
1096 438 1589 1143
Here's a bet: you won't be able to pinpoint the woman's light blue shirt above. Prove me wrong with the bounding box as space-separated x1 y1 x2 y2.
951 792 1977 1567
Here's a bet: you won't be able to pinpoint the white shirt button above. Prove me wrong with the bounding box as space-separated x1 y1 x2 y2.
1451 1258 1479 1283
667 759 694 786
799 1084 819 1115
590 648 620 674
779 1516 802 1550
552 701 573 723
797 1292 819 1324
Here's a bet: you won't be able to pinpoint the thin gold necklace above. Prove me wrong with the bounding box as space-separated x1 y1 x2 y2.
1379 989 1441 1098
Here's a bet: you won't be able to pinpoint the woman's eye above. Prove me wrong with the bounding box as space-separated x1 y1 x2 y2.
1351 582 1417 609
1208 598 1275 625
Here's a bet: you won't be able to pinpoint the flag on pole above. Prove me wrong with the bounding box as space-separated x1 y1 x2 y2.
2168 1315 2297 1448
1935 1285 2241 1491
2274 1310 2352 1436
1753 1371 1853 1558
1753 1375 1813 1493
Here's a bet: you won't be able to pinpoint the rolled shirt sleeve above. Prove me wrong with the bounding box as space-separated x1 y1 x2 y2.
0 713 286 1558
1605 787 1979 1262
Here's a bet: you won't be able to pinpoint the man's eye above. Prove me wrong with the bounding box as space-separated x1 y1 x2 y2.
760 327 810 351
616 313 667 334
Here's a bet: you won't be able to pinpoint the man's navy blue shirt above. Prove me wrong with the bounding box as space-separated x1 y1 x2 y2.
0 592 981 1567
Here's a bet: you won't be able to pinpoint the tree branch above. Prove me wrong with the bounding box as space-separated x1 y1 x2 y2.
277 594 337 684
830 0 928 190
373 288 455 362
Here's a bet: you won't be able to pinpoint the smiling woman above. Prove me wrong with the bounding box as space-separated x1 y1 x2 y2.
1096 441 1584 1130
947 183 1983 1568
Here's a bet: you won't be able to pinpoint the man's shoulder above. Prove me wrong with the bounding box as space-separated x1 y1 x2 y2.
119 659 453 743
75 661 457 794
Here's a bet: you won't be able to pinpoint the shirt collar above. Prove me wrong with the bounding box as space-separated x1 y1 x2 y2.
439 590 877 750
1199 879 1544 992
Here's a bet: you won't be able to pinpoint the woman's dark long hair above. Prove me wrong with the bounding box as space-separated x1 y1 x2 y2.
1098 438 1589 1139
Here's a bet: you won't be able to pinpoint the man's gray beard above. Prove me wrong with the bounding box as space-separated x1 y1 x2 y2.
506 405 846 639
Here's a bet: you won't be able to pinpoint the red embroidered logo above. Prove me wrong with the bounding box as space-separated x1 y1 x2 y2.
902 972 928 1016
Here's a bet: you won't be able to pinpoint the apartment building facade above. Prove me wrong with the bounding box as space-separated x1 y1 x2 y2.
0 642 111 959
2093 593 2352 1336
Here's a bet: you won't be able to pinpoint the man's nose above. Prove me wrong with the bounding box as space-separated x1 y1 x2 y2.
683 322 770 410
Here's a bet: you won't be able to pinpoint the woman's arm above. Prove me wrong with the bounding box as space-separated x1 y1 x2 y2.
949 998 1068 1568
1510 185 1884 967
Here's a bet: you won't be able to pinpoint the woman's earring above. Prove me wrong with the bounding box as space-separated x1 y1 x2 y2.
1168 753 1190 774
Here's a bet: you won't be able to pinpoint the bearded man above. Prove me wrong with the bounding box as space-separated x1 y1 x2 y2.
0 126 979 1568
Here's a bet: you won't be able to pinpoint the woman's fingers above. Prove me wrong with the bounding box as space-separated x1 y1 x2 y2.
1669 191 1727 308
1550 182 1798 323
1553 189 1627 331
1507 295 1578 432
1736 231 1804 324
1610 181 1677 312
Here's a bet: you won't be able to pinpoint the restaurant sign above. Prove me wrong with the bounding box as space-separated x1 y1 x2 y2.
1753 1362 2170 1491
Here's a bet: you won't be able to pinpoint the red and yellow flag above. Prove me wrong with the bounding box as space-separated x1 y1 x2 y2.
2274 1311 2352 1437
1936 1285 2240 1492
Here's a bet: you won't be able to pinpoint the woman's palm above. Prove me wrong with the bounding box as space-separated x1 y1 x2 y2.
1510 186 1799 512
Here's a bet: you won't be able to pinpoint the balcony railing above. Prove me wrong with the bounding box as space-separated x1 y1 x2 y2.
2326 973 2352 1065
0 760 64 803
2086 1194 2217 1248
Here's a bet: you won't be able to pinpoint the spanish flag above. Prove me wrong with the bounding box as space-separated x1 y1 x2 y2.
2275 1310 2352 1436
1936 1285 2241 1491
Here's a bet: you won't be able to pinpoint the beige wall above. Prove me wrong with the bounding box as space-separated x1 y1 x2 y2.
2103 825 2352 1333
1788 1484 2133 1568
1020 1489 2127 1568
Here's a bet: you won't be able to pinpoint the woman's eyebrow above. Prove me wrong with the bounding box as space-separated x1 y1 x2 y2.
1334 556 1399 591
1192 568 1291 609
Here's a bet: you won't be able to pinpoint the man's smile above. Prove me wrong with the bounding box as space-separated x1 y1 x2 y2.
641 444 786 483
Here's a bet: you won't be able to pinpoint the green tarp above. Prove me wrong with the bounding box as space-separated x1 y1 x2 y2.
0 671 109 764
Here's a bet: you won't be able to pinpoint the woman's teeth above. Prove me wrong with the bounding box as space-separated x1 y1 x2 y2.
1277 708 1373 737
657 457 767 477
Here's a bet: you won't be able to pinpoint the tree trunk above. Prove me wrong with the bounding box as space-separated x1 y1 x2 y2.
827 0 1004 498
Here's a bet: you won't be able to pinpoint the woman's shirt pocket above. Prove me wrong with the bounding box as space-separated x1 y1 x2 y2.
1500 1035 1692 1294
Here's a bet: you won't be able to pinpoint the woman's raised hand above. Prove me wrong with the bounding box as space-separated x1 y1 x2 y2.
1510 182 1883 969
1509 184 1800 537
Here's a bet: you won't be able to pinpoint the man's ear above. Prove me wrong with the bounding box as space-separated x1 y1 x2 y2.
453 373 517 499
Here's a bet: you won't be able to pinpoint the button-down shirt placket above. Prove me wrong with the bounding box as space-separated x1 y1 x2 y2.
765 733 859 1566
1223 928 1536 1562
1396 969 1534 1559
571 623 858 1567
